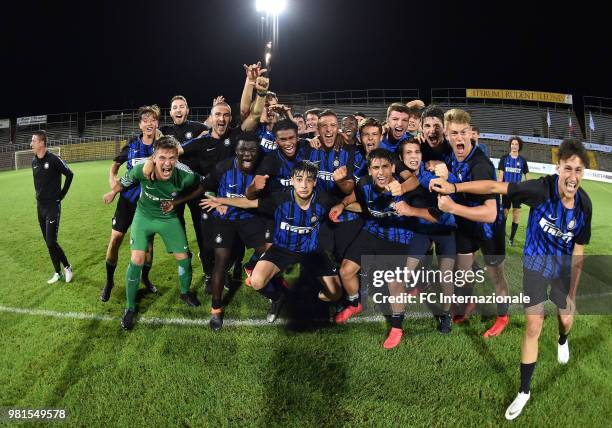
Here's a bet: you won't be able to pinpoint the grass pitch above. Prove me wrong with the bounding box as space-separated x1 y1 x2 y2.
1 160 611 427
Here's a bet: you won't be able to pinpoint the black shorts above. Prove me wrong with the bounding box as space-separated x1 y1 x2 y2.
324 218 364 261
212 216 266 249
523 268 570 309
112 196 137 233
260 246 338 277
263 217 274 244
502 195 521 210
344 229 420 266
426 232 456 259
456 221 505 266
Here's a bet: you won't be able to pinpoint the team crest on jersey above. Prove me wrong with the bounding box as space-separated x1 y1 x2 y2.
265 229 271 240
567 218 576 230
44 162 49 169
311 215 318 223
333 159 340 167
224 138 231 146
215 234 222 244
202 213 208 220
112 218 116 226
171 192 177 197
185 132 193 139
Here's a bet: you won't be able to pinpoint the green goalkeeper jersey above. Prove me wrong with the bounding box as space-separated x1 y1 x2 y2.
120 162 199 220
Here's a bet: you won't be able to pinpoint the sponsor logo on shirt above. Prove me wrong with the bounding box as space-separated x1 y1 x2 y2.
539 217 574 243
260 138 277 150
505 167 523 174
279 222 314 234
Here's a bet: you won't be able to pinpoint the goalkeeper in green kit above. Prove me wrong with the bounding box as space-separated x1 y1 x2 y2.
104 136 201 330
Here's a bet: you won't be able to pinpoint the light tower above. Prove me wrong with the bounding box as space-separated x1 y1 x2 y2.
256 0 286 74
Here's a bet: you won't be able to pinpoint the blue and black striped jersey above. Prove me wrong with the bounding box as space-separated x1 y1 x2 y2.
113 136 155 203
498 154 529 184
449 146 503 240
420 139 453 164
258 188 335 253
200 157 259 221
355 176 413 245
508 175 592 278
304 144 358 222
255 139 309 191
380 132 409 153
256 123 277 153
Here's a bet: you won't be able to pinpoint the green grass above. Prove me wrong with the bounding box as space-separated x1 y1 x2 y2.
1 160 611 427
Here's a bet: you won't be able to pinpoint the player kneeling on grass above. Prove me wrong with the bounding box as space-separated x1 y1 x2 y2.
103 136 201 330
201 161 343 321
430 139 592 420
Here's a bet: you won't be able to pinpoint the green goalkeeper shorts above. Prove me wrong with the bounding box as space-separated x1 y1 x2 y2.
130 211 189 254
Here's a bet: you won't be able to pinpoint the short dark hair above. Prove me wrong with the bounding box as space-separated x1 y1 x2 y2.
170 95 188 107
358 117 382 134
138 104 160 121
508 136 524 152
399 138 421 156
471 125 480 133
304 108 321 118
32 130 47 145
154 135 180 152
421 105 445 124
236 132 260 146
272 118 298 135
558 138 589 168
354 111 365 117
367 148 394 168
292 160 318 179
407 105 423 119
292 113 304 119
386 102 410 119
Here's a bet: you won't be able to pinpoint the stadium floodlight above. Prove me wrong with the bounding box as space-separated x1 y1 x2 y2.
255 0 286 15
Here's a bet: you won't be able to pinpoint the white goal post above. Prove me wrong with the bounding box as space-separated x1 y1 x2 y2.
15 147 61 170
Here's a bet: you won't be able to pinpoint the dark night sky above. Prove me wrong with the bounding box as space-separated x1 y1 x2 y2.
3 0 610 118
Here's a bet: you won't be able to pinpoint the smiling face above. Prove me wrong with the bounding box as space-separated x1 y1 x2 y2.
139 112 158 139
510 139 520 155
263 95 279 124
211 104 231 137
291 172 317 200
305 113 319 131
445 121 473 161
170 99 189 125
401 142 422 171
317 114 339 149
360 125 382 154
294 116 306 133
341 116 358 139
368 157 395 189
387 110 410 140
236 140 259 173
422 116 444 148
407 113 421 134
276 129 298 157
557 155 584 199
153 147 178 180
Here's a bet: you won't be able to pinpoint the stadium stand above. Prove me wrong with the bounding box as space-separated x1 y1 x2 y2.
584 96 612 147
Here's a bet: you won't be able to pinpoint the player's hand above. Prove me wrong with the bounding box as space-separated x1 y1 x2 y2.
416 133 426 144
333 166 349 182
437 195 455 213
252 174 269 191
199 194 221 212
434 163 449 179
155 129 163 140
215 206 228 216
143 158 156 181
425 160 442 172
255 76 269 93
386 180 403 196
329 204 345 223
103 191 116 204
394 201 413 217
308 137 321 149
160 200 176 214
429 178 454 194
196 129 210 138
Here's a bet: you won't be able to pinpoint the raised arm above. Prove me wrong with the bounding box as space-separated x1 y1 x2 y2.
241 76 269 132
430 178 509 196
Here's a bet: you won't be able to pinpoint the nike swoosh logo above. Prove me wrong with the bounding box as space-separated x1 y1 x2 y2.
228 184 237 188
548 216 558 221
285 217 294 220
145 185 155 189
33 166 38 169
206 147 216 152
49 220 55 224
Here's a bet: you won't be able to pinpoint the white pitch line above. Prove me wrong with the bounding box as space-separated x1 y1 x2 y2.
1 305 426 327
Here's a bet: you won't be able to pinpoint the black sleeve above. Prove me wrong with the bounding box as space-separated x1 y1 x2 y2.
317 189 336 212
523 157 530 175
55 155 74 199
574 191 592 245
199 164 222 192
181 137 201 158
256 154 278 176
507 176 550 208
113 144 129 165
497 155 506 171
257 191 285 216
470 159 496 202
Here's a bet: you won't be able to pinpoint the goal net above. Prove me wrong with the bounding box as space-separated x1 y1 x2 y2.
15 147 61 170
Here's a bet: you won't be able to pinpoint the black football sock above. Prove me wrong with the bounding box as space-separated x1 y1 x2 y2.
520 362 536 394
510 222 519 241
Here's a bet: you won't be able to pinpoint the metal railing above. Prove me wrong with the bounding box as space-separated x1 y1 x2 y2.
280 89 420 107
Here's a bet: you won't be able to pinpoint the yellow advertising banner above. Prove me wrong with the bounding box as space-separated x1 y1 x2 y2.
466 89 573 105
